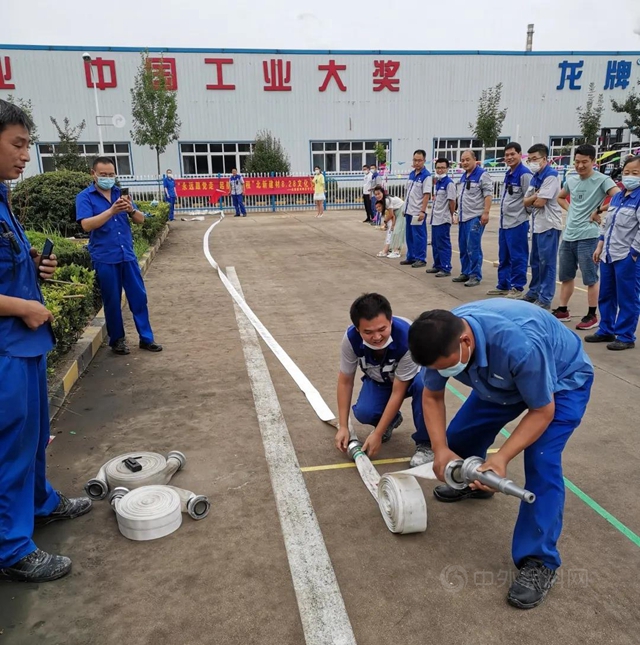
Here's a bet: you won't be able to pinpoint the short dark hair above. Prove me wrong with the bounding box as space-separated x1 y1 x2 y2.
435 158 450 168
0 99 34 135
232 167 238 171
363 164 369 169
622 155 640 170
349 293 392 327
413 149 426 159
409 310 465 366
575 144 596 160
92 156 116 170
504 142 522 154
527 143 549 157
372 184 386 195
375 200 383 209
166 168 172 172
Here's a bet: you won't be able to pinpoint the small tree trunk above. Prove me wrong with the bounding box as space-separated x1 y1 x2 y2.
156 148 162 200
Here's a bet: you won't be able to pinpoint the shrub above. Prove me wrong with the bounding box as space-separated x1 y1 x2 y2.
11 170 92 236
42 264 97 367
25 230 92 269
133 200 169 245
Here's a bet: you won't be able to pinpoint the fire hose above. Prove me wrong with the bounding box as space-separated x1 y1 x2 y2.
109 485 210 541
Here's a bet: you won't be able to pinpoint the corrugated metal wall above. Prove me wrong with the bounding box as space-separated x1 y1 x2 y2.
0 47 637 176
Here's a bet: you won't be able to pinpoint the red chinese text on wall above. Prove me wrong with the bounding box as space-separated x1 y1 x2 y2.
148 57 178 91
0 57 15 90
318 60 347 92
205 58 235 90
263 59 291 91
84 58 117 90
373 60 400 92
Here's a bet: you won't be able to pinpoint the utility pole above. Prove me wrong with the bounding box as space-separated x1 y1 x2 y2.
526 24 534 52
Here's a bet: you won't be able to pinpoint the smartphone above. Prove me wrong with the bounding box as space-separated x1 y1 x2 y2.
39 238 54 280
120 187 130 197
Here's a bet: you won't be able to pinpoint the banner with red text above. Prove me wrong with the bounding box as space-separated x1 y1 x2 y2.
175 177 314 197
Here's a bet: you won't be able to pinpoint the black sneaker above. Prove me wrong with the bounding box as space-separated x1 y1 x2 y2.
521 294 537 303
399 259 413 265
0 548 72 583
452 274 470 283
139 341 163 352
433 484 494 503
585 333 615 343
411 260 427 268
464 277 481 287
607 340 635 351
425 268 440 274
112 338 130 355
381 412 403 443
35 492 93 526
435 271 451 277
507 558 558 609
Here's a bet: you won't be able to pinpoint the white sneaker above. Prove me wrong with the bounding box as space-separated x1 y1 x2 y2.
387 251 401 259
410 444 435 468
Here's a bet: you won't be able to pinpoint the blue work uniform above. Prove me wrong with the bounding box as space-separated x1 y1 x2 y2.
76 184 155 347
403 168 431 263
163 175 176 221
595 188 640 343
422 299 594 570
458 166 493 280
229 174 247 216
497 163 531 291
431 176 456 273
0 183 59 568
340 317 429 444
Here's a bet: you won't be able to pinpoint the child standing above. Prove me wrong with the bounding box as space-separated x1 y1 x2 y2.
313 166 325 217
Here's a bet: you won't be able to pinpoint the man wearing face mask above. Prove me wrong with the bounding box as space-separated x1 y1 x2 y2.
229 168 247 217
427 157 456 277
408 299 594 609
163 169 176 221
400 149 431 268
76 157 162 356
334 293 433 468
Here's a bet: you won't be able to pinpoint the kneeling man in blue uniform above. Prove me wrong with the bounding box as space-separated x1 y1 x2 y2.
335 293 433 467
0 100 92 583
408 299 594 609
76 157 162 355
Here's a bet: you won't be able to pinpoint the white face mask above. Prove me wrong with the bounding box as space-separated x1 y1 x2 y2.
528 162 541 174
437 343 469 378
435 173 447 180
362 335 393 350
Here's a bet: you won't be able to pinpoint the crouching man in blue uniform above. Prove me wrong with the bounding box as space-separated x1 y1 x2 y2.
334 293 433 467
408 299 594 609
0 100 92 583
76 157 162 356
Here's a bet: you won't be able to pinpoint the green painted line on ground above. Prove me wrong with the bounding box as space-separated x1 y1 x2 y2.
445 382 640 548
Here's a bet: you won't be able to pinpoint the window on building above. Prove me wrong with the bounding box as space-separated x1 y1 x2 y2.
432 137 510 165
549 136 581 166
311 140 390 173
180 142 254 176
37 142 132 175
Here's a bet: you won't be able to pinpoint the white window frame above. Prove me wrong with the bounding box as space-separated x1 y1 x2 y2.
179 142 255 176
37 142 133 175
433 137 510 165
310 140 390 173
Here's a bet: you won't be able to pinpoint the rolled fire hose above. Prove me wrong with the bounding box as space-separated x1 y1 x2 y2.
444 456 536 504
109 485 211 541
85 451 186 501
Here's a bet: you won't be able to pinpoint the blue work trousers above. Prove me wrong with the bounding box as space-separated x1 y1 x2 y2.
167 196 176 221
0 355 60 567
232 194 247 216
352 376 430 444
526 229 561 307
446 376 593 570
404 215 427 263
458 217 484 280
497 222 529 291
94 260 154 346
431 224 452 273
598 255 640 343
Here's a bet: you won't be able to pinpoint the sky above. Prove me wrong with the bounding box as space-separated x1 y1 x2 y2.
2 0 640 52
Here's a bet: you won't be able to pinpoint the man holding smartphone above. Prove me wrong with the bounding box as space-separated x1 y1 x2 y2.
76 157 162 355
0 100 92 583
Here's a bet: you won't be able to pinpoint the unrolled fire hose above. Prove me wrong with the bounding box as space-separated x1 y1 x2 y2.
109 485 211 541
84 451 187 500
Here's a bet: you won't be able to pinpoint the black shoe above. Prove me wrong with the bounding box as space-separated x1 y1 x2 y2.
0 548 72 583
507 558 558 609
35 492 93 527
585 333 615 343
464 277 481 287
234 214 241 217
399 259 413 265
381 412 403 443
607 340 635 351
433 484 494 503
435 271 451 277
363 219 371 223
425 268 440 274
411 260 427 268
112 338 130 355
139 341 163 352
452 274 469 283
522 294 537 303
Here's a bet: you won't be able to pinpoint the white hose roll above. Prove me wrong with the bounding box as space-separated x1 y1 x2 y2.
85 451 186 500
110 486 183 541
167 486 211 520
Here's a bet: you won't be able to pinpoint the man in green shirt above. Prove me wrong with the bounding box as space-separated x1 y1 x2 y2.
554 144 619 330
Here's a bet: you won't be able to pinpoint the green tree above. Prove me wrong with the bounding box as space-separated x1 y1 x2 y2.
577 83 604 145
130 51 181 178
611 81 640 142
469 83 508 159
374 142 387 164
50 117 89 172
6 94 39 143
244 130 291 173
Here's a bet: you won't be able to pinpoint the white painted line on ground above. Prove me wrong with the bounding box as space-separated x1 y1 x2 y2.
226 265 357 645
